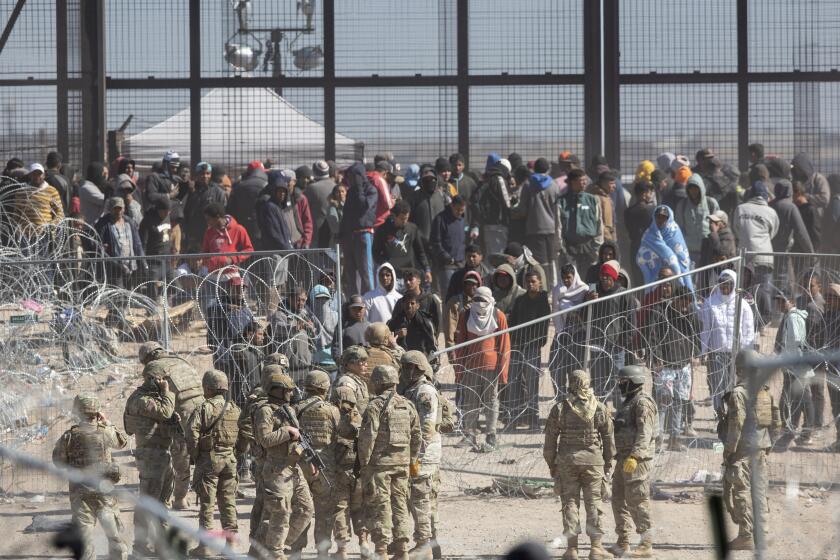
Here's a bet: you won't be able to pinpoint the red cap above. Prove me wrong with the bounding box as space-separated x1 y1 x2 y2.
248 160 265 171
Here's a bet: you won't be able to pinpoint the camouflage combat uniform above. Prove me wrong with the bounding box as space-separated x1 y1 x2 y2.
331 386 366 558
544 370 615 559
238 386 268 538
185 370 241 556
52 396 128 560
723 352 781 550
124 375 176 555
358 366 421 559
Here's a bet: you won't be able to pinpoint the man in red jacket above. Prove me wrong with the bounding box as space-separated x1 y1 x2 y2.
200 202 254 272
368 161 394 228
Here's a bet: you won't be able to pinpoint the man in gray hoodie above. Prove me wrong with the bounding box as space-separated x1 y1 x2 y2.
674 173 719 266
515 158 560 286
733 181 779 323
792 153 830 250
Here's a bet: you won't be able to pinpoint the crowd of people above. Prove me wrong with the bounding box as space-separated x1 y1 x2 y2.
6 143 840 559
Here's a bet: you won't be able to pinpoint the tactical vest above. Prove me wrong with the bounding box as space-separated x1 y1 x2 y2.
124 389 172 449
366 346 400 376
296 397 336 450
382 392 412 448
614 391 656 458
154 356 203 419
754 386 773 428
335 374 369 416
198 397 241 451
66 423 108 469
558 402 601 449
258 401 297 463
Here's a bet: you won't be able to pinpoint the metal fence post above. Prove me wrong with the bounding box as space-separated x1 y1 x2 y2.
335 245 343 356
584 302 593 370
161 256 171 351
729 249 746 385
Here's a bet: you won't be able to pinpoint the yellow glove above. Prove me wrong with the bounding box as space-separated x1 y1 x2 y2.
410 460 421 478
622 457 638 474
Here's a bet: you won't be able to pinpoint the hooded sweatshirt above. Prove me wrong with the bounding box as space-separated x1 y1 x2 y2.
770 179 815 254
363 263 402 324
491 263 525 315
309 284 338 366
227 167 268 247
732 190 779 269
340 163 378 235
200 215 254 271
517 173 560 236
551 265 588 333
792 153 830 221
674 173 719 253
699 270 756 352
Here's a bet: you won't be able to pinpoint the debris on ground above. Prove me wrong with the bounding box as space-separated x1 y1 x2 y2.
23 514 72 533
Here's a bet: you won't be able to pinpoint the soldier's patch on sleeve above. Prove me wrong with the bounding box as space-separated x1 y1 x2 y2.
418 393 434 412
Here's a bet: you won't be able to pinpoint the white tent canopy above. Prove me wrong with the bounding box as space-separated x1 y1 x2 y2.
123 88 362 170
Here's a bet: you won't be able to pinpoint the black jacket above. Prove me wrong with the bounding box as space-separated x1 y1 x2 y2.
331 318 370 361
509 291 551 349
770 181 815 254
182 182 227 253
647 300 701 367
429 206 466 267
625 200 654 254
392 291 441 336
373 217 430 274
227 168 268 248
256 187 294 251
387 310 437 358
410 186 447 247
340 163 378 234
138 208 172 256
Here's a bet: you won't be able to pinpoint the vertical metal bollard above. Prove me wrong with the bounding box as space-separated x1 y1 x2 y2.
584 302 593 370
729 250 746 385
335 245 344 356
161 256 171 351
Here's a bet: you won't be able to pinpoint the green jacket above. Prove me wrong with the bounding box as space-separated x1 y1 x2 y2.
559 190 601 243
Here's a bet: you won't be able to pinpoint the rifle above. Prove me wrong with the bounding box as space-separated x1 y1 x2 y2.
281 404 332 489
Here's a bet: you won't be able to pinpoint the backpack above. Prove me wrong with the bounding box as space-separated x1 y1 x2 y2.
435 387 457 434
717 386 773 443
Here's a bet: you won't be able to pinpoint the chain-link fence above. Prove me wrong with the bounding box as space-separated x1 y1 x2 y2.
434 255 840 494
0 239 341 496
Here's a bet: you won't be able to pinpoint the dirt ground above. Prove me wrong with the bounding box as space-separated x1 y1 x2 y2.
2 333 839 559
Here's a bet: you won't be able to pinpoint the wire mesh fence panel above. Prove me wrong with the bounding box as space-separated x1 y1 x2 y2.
0 86 60 164
335 86 458 165
334 0 456 77
0 0 58 79
105 0 190 79
618 0 737 74
467 0 583 75
468 85 585 167
434 257 840 493
619 83 739 173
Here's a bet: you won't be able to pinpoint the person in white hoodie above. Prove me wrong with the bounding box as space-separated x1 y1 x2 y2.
700 269 755 414
363 262 401 324
549 263 589 398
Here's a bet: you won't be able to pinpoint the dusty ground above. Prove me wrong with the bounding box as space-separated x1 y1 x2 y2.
1 329 839 558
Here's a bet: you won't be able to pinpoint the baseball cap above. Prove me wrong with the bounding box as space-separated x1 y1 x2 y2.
313 160 330 177
708 210 728 224
247 160 265 172
463 271 482 285
375 160 394 175
696 148 716 162
106 196 125 210
28 163 45 174
558 151 580 164
163 150 180 162
670 155 690 171
348 294 365 308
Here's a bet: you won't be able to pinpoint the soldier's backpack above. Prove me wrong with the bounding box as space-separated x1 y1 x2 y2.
66 424 121 483
435 387 456 434
716 385 773 443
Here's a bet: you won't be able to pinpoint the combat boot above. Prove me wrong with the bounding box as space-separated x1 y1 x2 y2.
409 539 433 560
608 537 630 557
374 543 389 560
173 497 189 510
391 540 410 560
628 535 653 558
668 434 687 452
333 542 349 560
562 536 579 559
728 533 754 550
359 532 373 559
189 544 212 558
589 536 613 559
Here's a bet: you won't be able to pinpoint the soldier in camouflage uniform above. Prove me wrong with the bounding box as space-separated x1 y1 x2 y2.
138 341 203 510
335 346 371 416
185 370 241 557
124 358 177 557
251 368 315 559
53 395 128 560
365 323 401 389
290 369 341 558
400 351 441 560
358 365 421 560
543 370 615 560
331 385 366 560
723 349 781 551
610 365 657 559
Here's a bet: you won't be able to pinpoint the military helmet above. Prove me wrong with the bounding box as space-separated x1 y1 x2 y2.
138 341 164 363
142 360 169 380
365 322 392 346
264 366 296 392
202 369 229 392
371 365 399 387
333 386 357 405
618 365 648 385
264 352 290 370
73 394 101 416
341 345 368 366
568 369 591 392
401 350 432 381
735 348 759 378
305 369 331 391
